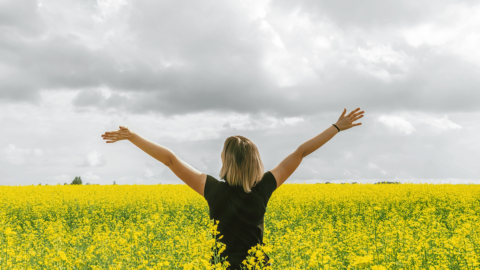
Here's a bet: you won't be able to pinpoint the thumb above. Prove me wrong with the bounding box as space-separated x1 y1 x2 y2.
341 108 346 117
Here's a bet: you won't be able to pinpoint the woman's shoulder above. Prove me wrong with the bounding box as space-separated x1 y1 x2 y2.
255 171 277 194
204 175 227 202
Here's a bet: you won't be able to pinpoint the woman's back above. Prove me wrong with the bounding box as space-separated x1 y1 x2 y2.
204 171 277 269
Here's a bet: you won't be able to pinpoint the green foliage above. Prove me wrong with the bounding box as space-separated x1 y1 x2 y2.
71 176 83 185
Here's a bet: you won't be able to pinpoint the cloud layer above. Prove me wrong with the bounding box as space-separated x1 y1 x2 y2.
0 0 479 185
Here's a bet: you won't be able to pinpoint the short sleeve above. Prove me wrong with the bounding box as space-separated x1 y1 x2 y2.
259 171 277 197
204 175 221 203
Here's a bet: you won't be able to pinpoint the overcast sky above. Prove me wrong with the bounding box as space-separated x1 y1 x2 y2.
1 0 479 186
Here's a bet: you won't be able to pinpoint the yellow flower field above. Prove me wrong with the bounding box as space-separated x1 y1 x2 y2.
1 183 479 269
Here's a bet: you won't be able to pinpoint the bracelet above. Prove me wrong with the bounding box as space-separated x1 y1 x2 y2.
332 124 340 132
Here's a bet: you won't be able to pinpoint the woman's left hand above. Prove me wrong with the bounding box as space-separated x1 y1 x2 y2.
102 126 135 143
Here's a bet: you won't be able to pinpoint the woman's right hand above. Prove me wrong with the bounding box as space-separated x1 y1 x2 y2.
102 126 135 143
335 108 364 131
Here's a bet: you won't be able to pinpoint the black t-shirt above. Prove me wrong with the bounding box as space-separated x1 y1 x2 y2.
204 171 277 269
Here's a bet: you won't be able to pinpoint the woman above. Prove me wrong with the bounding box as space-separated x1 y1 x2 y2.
101 108 364 269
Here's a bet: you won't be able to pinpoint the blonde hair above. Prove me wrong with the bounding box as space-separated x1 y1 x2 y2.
219 135 265 193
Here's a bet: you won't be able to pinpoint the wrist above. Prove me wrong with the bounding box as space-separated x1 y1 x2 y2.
332 124 340 133
128 131 137 141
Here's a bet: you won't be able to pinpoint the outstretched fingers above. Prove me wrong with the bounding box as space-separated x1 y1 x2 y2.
350 111 364 122
353 114 364 121
347 108 361 117
102 126 132 143
102 132 118 143
104 135 118 143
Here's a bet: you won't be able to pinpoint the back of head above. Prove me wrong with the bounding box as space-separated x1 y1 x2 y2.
220 135 264 193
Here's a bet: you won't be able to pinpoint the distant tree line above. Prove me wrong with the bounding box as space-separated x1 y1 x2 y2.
37 177 119 186
38 176 83 186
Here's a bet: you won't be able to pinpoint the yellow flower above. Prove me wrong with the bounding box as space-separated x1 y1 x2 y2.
202 259 211 267
4 227 16 236
58 250 67 261
352 254 373 267
219 245 226 254
2 179 479 269
183 262 194 270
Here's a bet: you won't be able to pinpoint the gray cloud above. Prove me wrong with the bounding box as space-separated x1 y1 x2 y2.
1 0 480 186
80 151 107 167
0 0 45 36
1 0 479 117
71 45 480 117
271 0 478 29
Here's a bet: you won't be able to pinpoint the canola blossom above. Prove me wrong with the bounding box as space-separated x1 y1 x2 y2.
1 183 480 269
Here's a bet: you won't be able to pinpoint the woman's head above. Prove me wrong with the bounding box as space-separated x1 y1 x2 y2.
220 135 264 193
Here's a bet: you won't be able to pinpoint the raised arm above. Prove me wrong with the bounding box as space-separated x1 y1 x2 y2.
127 132 174 167
102 126 173 166
270 108 364 188
102 126 206 197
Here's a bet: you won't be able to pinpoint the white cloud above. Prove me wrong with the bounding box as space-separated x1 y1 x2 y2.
81 171 101 183
100 87 113 99
49 174 72 183
129 112 308 143
227 114 306 131
2 144 46 165
3 144 31 165
402 23 448 48
283 117 304 125
33 148 44 156
368 162 388 176
116 176 135 185
377 115 416 135
84 151 107 167
143 169 153 178
401 3 480 66
357 44 406 66
342 168 362 179
237 0 269 21
355 43 411 82
93 0 128 22
368 162 378 169
260 9 328 88
416 115 462 131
